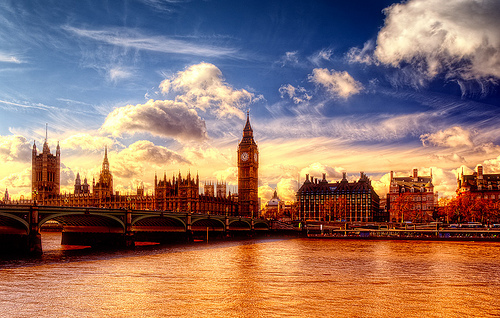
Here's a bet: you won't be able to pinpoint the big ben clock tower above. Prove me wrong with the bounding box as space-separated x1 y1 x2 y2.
238 112 259 218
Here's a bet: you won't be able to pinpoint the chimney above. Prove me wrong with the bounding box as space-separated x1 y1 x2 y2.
306 174 309 182
390 171 394 182
413 168 418 178
322 173 326 181
478 165 483 176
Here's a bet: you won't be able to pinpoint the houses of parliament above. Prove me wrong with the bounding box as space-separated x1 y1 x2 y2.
30 114 259 217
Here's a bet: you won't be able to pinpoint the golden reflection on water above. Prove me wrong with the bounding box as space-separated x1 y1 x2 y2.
1 233 500 317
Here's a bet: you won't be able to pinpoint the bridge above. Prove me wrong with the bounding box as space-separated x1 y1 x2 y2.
0 205 270 254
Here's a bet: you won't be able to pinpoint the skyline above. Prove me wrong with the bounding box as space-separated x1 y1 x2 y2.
0 0 499 202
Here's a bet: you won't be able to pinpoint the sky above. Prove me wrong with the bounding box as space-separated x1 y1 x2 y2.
0 0 499 204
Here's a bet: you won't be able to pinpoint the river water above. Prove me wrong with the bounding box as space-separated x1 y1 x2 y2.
1 232 499 317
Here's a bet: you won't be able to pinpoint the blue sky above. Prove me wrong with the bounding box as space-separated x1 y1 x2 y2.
0 0 499 202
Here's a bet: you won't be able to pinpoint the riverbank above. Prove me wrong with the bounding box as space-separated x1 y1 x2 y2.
307 227 500 242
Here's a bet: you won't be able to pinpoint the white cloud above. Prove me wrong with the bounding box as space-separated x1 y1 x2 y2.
309 68 363 99
299 162 345 181
420 126 474 148
213 167 238 184
276 178 299 202
374 0 500 81
430 167 460 198
347 41 375 65
278 51 299 67
108 66 133 82
60 134 117 152
483 155 500 173
278 84 311 104
64 26 238 57
0 52 22 64
428 153 466 164
60 163 76 188
371 173 391 198
258 184 275 207
110 140 190 179
0 168 31 190
160 62 255 119
0 135 32 162
101 99 208 141
309 49 333 65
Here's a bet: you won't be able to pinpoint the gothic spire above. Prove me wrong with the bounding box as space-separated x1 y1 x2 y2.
102 146 110 172
243 111 253 137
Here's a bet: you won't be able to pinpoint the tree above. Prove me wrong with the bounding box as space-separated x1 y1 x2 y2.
392 192 412 223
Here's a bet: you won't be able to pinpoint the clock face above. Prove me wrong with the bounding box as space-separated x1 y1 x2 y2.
241 152 249 161
254 153 258 162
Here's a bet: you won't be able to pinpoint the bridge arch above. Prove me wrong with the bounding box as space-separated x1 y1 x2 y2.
254 220 270 230
191 218 225 231
132 215 186 231
0 212 30 234
228 219 252 230
40 212 125 231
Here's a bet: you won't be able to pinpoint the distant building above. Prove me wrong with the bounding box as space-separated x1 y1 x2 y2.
263 190 282 218
296 172 380 222
93 146 114 199
387 169 436 222
237 112 259 218
216 181 227 198
262 190 296 220
32 138 60 203
204 182 215 197
457 165 500 199
2 188 10 202
74 173 90 195
31 144 237 215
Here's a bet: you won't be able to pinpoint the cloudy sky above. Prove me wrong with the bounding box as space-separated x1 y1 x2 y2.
0 0 499 203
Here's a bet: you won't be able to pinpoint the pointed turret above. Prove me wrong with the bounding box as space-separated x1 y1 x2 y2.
243 111 253 137
102 146 110 172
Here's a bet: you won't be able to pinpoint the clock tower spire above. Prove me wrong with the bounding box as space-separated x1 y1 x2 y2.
238 111 259 217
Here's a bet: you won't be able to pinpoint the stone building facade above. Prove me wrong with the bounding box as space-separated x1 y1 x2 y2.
457 165 500 200
387 169 436 222
32 145 238 215
237 112 259 218
296 172 380 222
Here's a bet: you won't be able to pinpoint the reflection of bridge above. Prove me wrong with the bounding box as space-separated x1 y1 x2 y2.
0 205 270 254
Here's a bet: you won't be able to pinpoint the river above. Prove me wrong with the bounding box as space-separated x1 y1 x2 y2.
0 232 499 317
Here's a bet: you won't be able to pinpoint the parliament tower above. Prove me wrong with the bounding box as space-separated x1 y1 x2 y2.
237 112 259 217
32 133 60 203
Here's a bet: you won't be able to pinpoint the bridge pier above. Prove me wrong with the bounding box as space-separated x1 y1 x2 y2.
124 211 135 248
28 206 42 255
186 212 193 242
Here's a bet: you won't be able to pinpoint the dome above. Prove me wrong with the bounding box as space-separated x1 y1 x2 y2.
267 190 281 206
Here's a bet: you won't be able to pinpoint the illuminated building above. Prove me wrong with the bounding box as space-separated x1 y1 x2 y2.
74 173 90 195
296 172 380 222
387 169 436 222
457 165 500 199
262 189 296 220
31 133 60 204
263 189 283 219
93 146 113 199
237 112 259 218
32 145 237 215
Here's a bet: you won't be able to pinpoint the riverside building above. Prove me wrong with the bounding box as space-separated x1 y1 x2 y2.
30 143 238 215
457 165 500 199
387 169 436 222
237 112 259 218
296 172 380 222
